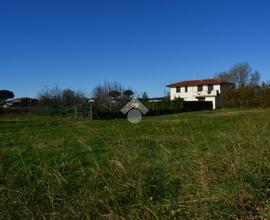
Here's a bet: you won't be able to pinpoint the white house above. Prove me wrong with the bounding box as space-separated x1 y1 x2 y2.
167 79 234 109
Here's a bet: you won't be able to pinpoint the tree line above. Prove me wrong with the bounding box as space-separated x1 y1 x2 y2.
215 62 270 108
0 82 150 113
1 62 270 111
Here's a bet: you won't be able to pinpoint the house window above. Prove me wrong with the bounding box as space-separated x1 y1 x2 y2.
208 84 213 93
197 85 203 92
185 86 188 93
176 87 180 93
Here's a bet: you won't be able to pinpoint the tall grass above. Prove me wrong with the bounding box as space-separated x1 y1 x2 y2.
0 109 270 219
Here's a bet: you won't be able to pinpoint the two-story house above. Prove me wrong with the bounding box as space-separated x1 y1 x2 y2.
166 79 234 109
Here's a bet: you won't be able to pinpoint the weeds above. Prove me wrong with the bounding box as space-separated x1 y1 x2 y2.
0 109 270 219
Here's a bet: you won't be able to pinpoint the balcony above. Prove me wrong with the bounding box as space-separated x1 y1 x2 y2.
195 90 219 97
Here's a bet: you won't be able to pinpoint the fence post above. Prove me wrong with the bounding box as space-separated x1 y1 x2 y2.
74 105 78 119
59 106 62 119
46 105 49 118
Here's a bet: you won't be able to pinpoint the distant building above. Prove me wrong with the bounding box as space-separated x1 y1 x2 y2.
12 98 38 107
166 79 234 109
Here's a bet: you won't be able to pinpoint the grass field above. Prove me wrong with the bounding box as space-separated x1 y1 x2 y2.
0 108 270 219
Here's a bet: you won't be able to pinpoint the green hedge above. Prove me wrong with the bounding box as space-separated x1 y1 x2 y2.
221 87 270 108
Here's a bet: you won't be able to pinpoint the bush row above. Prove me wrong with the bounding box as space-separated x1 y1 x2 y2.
221 86 270 108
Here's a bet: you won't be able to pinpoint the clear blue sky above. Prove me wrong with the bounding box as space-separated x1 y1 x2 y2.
1 0 269 98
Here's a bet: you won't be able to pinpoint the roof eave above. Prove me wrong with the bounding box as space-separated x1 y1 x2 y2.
167 82 235 88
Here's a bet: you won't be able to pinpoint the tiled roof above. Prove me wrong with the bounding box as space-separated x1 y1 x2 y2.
166 79 233 88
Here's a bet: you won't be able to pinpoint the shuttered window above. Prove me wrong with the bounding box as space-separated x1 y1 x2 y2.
197 85 203 92
208 84 213 91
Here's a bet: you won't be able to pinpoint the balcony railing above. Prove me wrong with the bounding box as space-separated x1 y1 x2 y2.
195 90 218 97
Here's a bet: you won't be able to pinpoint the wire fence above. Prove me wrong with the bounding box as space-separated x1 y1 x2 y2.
0 99 213 120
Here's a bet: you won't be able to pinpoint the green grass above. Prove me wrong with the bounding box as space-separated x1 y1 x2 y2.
0 109 270 219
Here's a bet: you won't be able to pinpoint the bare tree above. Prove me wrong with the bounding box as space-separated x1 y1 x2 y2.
92 81 124 101
234 63 251 87
91 81 126 110
38 86 86 107
215 62 261 88
262 81 270 88
38 86 62 107
250 71 261 86
215 71 238 85
62 89 86 106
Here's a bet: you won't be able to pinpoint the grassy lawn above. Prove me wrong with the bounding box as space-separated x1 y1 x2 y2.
0 108 270 219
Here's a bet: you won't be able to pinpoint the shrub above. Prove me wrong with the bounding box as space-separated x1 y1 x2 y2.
221 86 270 108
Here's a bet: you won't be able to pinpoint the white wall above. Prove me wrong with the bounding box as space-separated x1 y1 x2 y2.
170 84 223 109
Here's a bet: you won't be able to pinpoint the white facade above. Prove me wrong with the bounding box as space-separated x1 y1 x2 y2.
169 83 232 109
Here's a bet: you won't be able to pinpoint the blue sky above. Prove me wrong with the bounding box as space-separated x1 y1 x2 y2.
0 0 270 98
